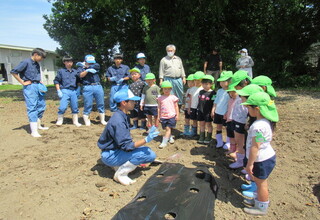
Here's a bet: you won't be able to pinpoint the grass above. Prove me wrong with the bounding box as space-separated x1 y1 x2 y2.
0 84 55 91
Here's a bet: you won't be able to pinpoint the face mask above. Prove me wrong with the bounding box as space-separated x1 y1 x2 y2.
167 52 174 57
241 53 246 57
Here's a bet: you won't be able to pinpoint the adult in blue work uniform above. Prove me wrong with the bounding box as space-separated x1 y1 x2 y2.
54 56 82 127
105 53 130 112
11 48 48 137
134 52 151 81
97 89 159 185
77 54 107 126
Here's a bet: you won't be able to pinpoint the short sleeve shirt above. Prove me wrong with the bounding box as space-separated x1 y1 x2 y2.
129 79 145 97
198 89 216 114
142 85 161 105
77 63 101 85
189 86 203 109
158 95 179 119
53 68 79 89
232 96 248 124
105 64 130 85
11 58 41 81
246 118 275 162
205 54 222 71
214 88 230 115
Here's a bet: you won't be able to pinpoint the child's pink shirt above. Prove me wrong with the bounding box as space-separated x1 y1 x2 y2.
157 95 179 119
226 97 236 122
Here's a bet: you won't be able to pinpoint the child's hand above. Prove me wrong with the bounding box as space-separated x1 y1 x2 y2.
140 105 144 111
176 115 179 121
245 164 254 180
187 108 191 115
211 111 215 119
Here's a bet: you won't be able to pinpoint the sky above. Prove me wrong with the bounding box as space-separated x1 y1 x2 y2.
0 0 60 51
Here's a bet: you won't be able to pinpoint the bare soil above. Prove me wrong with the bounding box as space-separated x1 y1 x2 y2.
0 88 319 220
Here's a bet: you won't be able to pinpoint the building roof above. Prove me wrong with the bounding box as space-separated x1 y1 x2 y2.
0 44 56 54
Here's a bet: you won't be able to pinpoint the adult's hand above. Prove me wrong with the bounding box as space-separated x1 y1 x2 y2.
76 62 85 67
23 80 32 86
183 78 186 85
116 78 124 84
86 68 97 74
144 126 159 143
109 76 117 82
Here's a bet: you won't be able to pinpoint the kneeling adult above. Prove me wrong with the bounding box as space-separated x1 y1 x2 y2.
97 89 159 185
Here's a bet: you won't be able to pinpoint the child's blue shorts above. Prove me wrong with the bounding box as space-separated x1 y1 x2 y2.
253 155 276 179
160 117 176 129
144 106 158 116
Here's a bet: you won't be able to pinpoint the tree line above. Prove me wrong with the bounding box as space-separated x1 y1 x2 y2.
44 0 320 87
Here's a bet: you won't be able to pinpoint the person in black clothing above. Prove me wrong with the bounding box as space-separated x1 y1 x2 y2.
203 48 223 88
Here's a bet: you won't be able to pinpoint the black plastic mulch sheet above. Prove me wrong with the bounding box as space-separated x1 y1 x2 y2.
112 163 219 220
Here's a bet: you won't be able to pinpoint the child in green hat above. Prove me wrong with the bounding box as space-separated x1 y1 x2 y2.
129 68 146 130
228 70 252 169
157 81 179 148
187 71 205 137
140 73 161 130
182 74 195 136
211 71 233 148
197 75 216 144
251 75 277 98
241 92 278 216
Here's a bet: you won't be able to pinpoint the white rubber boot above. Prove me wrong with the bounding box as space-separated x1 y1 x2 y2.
37 118 49 130
56 114 64 125
223 136 231 150
83 114 91 126
30 122 41 137
72 114 82 127
244 199 269 215
159 137 169 149
215 133 224 148
169 136 175 144
99 113 107 125
113 161 137 185
229 153 245 169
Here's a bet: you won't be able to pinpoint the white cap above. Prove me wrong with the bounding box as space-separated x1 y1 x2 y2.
239 48 248 54
136 53 146 59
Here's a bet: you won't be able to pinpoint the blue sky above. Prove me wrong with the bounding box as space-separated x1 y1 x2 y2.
0 0 60 51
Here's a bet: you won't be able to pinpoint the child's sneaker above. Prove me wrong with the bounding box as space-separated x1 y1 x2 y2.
159 137 169 149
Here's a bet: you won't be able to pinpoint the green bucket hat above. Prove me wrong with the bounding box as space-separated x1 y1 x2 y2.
145 73 156 80
236 84 264 97
161 81 173 88
193 71 205 80
228 70 252 90
252 75 277 97
217 71 233 82
186 74 194 81
226 84 237 92
129 68 141 73
202 75 214 82
241 92 279 122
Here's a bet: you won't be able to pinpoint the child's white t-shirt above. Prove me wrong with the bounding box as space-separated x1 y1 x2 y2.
189 86 203 109
246 118 275 162
232 96 248 124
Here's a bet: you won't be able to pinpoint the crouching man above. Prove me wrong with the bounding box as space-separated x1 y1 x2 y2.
97 89 158 185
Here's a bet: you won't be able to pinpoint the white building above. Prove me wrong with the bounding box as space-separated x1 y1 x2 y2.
0 44 59 85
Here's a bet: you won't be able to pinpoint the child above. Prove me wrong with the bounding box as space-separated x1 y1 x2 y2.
241 92 278 216
197 75 216 144
128 68 146 129
105 53 130 112
182 74 195 135
224 85 237 153
157 81 179 148
10 48 48 137
54 56 82 127
187 71 205 137
97 89 158 185
140 73 161 130
134 53 151 81
211 71 233 148
77 54 107 126
251 75 277 98
228 70 252 169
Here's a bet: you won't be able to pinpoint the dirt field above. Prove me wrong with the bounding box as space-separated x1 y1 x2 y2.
0 87 319 220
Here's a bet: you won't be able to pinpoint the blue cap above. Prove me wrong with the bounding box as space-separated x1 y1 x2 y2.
85 54 96 63
114 89 141 103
